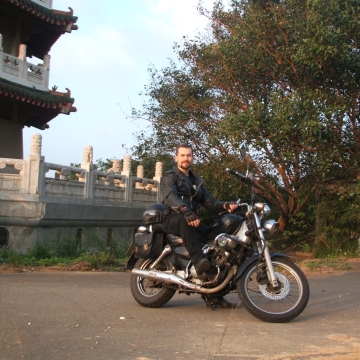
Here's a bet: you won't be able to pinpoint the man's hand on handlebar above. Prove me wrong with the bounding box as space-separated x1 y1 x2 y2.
223 201 239 213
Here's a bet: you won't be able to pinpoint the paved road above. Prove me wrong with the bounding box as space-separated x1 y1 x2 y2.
0 270 359 360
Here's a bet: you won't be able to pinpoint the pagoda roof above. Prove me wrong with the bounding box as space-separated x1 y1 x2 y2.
0 77 76 130
2 0 78 58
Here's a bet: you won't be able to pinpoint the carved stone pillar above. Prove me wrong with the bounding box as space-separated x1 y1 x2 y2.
81 145 93 166
18 44 27 79
137 165 144 178
43 54 51 70
79 145 93 183
23 134 45 195
135 165 144 189
42 54 51 88
153 161 163 200
154 161 163 182
18 44 26 60
107 159 122 187
121 154 131 176
108 159 121 173
30 134 42 156
121 154 131 201
81 145 95 199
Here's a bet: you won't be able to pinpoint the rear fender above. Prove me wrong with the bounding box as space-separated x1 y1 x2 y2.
234 252 290 282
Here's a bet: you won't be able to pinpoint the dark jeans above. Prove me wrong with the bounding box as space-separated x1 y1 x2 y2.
162 213 209 266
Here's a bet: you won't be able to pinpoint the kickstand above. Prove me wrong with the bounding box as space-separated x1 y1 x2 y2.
201 295 216 311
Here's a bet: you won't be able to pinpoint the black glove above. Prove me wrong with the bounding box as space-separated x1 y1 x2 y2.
224 201 238 210
180 206 199 223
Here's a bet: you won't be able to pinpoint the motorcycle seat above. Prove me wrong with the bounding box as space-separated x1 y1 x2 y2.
152 223 184 246
167 233 183 246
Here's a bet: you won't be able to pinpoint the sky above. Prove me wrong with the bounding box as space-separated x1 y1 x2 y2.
23 0 215 166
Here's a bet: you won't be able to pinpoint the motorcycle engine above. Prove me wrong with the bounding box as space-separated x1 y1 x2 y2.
211 246 231 267
214 233 239 251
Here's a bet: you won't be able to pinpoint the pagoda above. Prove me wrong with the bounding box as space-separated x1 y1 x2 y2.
0 0 78 160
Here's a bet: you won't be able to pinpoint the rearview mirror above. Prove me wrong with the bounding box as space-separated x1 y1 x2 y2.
239 143 249 160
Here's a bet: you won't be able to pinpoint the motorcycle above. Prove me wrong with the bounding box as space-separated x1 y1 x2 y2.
126 151 309 323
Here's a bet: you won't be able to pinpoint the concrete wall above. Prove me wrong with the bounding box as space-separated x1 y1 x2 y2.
0 134 164 253
0 198 145 251
2 224 136 254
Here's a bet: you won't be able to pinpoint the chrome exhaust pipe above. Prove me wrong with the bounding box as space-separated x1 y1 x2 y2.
149 245 172 269
131 266 234 294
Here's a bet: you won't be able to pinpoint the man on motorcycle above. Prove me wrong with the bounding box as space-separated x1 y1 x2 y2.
160 144 238 309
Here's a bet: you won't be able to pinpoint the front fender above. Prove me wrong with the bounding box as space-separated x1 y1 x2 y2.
234 252 290 282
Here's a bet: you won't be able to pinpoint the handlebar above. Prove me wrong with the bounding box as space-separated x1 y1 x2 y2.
225 168 253 185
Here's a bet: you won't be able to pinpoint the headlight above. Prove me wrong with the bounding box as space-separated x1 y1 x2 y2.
215 233 238 250
254 203 271 216
263 205 271 216
263 220 279 235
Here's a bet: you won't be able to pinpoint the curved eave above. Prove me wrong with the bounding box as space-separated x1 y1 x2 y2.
4 0 78 58
0 78 76 129
5 0 78 26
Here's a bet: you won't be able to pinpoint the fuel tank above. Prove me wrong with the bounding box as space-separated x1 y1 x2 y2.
202 214 243 242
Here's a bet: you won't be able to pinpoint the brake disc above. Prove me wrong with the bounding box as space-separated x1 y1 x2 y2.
258 272 290 300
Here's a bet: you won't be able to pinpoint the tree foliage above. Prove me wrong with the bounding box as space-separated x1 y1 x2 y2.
315 180 360 255
132 0 360 231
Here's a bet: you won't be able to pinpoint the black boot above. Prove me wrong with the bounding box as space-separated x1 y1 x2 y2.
195 258 211 280
203 295 237 310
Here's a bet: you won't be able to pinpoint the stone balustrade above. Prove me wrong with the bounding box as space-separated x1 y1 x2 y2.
0 134 163 205
32 0 53 9
0 34 50 90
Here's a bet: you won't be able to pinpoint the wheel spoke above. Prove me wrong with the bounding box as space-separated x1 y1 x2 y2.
240 260 306 316
137 260 164 297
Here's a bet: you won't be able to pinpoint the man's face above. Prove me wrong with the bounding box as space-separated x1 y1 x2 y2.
175 147 193 172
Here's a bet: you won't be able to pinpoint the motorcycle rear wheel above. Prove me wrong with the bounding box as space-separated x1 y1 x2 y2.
130 258 176 308
237 257 309 323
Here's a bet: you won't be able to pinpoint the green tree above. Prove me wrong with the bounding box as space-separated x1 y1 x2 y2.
132 0 360 232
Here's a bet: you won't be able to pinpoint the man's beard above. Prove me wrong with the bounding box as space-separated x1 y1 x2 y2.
179 162 191 170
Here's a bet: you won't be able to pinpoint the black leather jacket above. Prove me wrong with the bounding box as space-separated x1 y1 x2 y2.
160 166 225 214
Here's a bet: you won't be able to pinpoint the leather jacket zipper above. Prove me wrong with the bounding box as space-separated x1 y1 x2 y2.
184 177 203 210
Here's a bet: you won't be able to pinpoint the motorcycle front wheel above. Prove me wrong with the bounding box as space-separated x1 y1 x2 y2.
237 257 309 323
130 258 176 308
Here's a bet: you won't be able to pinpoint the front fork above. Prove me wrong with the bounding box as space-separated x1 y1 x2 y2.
254 213 278 287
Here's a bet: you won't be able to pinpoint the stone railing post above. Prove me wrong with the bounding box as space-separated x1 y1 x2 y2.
22 133 45 195
135 165 144 189
121 154 131 202
81 145 94 199
108 159 121 173
79 145 93 182
136 165 144 178
154 161 163 182
18 44 26 60
154 161 163 202
121 154 131 176
42 54 50 88
18 44 27 80
107 159 123 187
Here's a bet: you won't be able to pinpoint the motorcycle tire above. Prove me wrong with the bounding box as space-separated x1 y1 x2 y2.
130 258 176 308
237 257 309 323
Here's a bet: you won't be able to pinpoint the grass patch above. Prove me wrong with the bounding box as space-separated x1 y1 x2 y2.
0 233 130 271
304 258 354 271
